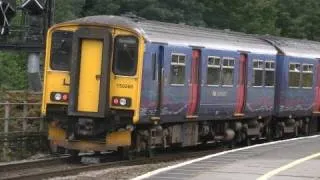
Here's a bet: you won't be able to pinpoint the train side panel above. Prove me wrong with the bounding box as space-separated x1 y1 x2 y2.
245 53 276 117
275 55 315 117
198 49 238 119
140 42 159 122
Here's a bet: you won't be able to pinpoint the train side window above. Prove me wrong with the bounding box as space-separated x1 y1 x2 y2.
265 61 275 87
222 58 234 86
152 53 157 80
253 60 264 86
113 36 138 76
207 56 221 85
170 54 186 85
289 63 301 87
302 64 313 88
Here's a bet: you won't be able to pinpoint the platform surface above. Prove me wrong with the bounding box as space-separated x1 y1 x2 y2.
133 135 320 180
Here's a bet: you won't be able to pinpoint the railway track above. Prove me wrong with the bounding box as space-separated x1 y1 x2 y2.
0 147 225 180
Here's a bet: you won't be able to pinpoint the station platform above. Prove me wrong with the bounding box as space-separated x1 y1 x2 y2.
133 135 320 180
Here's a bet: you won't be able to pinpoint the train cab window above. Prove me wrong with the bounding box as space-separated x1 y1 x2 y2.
207 56 221 85
113 36 138 76
265 61 275 86
289 63 301 87
222 58 234 86
253 60 264 86
302 64 313 88
170 54 186 85
50 31 74 71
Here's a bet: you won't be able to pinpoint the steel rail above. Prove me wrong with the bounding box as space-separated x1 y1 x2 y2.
1 148 224 180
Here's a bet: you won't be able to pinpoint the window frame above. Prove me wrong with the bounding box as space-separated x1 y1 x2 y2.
221 57 235 87
170 53 186 86
50 30 74 71
112 35 139 77
252 59 264 87
301 64 313 89
152 53 157 81
288 63 301 88
264 61 276 88
207 56 221 86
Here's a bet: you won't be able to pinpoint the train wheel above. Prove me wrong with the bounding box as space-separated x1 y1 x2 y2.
304 123 310 136
294 125 299 137
265 126 272 142
245 136 251 146
146 148 155 158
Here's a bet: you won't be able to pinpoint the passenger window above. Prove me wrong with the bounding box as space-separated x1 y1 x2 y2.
152 53 157 80
113 36 138 76
253 60 264 86
50 31 74 71
302 64 313 88
222 58 234 86
170 54 186 85
289 63 301 87
265 61 275 86
207 56 221 85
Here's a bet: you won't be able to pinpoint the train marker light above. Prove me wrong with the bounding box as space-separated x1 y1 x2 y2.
62 94 68 101
112 97 131 107
113 98 119 105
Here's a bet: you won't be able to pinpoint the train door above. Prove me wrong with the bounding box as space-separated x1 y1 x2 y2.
68 28 111 117
187 49 201 117
156 46 164 116
313 59 320 113
234 53 248 116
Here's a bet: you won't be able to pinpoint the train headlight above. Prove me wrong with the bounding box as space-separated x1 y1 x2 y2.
54 93 62 101
119 98 127 106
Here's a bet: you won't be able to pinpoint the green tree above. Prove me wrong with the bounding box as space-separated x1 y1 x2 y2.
0 52 28 90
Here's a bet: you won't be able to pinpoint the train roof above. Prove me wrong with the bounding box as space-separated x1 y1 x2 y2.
64 15 320 59
64 15 276 55
262 36 320 59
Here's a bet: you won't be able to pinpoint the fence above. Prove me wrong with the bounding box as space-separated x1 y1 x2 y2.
0 101 47 161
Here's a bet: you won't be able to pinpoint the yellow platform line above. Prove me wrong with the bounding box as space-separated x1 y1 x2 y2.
257 152 320 180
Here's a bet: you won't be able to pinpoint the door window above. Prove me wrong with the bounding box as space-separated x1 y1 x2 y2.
207 56 221 85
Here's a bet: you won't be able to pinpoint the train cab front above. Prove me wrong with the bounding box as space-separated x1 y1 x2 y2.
41 22 143 153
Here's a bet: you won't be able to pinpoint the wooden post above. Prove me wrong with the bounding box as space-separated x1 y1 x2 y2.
3 101 10 161
4 101 9 133
23 101 28 132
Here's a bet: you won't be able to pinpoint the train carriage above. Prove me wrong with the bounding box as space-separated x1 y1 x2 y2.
41 15 320 156
264 36 320 134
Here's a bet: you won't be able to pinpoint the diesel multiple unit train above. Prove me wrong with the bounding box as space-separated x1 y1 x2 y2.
42 15 320 156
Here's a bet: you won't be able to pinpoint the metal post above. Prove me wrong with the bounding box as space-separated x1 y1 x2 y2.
27 52 42 91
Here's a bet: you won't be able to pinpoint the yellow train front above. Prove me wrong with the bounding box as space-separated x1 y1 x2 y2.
42 16 144 155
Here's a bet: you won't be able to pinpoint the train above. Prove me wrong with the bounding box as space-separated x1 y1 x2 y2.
41 15 320 157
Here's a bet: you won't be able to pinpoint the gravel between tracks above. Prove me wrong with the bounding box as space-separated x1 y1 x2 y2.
49 159 188 180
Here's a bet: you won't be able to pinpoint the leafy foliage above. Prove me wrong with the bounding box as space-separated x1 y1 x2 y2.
0 52 28 90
